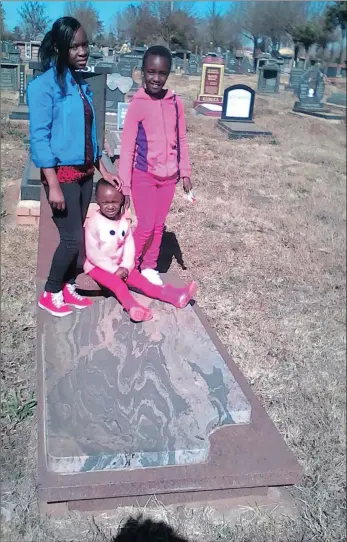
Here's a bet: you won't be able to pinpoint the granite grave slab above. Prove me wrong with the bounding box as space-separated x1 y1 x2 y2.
36 190 302 510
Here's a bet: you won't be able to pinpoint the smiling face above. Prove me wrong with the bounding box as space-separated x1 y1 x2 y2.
96 184 124 220
143 54 170 96
68 27 89 70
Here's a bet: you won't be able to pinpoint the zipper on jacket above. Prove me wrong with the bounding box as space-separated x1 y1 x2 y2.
160 100 169 177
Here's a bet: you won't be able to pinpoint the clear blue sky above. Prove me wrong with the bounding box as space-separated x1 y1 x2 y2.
3 1 232 31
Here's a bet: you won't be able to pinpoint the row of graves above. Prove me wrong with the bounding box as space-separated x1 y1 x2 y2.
8 49 305 515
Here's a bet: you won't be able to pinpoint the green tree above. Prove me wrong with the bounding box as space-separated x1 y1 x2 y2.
18 1 50 40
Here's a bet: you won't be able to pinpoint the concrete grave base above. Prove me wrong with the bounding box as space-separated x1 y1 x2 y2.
9 104 29 120
217 119 273 139
194 103 222 117
292 103 345 120
36 188 301 513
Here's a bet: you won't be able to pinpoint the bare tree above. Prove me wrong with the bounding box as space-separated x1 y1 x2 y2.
65 1 103 41
18 1 50 40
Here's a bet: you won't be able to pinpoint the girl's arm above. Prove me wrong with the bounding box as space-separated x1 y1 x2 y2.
177 97 192 183
117 102 139 196
85 219 118 274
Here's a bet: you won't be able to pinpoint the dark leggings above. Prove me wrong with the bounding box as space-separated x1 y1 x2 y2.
44 177 93 293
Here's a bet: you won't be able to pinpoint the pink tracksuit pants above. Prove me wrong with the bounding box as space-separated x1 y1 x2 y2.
131 169 176 270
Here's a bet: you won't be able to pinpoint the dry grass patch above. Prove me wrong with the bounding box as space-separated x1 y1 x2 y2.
1 80 346 541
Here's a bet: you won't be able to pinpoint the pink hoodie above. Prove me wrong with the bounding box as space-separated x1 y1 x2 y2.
84 211 135 275
118 88 191 195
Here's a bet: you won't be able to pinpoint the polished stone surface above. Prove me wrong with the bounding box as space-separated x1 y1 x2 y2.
42 294 251 474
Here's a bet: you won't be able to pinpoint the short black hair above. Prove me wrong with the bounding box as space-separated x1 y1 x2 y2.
142 45 172 72
95 178 124 200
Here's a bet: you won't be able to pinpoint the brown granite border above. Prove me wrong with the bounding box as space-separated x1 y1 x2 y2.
36 188 302 507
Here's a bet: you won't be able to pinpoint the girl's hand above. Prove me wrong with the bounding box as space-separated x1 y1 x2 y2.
124 195 131 210
49 185 65 211
103 171 123 192
115 267 129 280
182 177 192 193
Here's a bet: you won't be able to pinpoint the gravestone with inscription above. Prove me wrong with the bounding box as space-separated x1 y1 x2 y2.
224 51 237 74
194 55 225 116
95 60 118 74
187 54 198 75
257 63 280 94
9 64 30 120
293 66 344 120
217 84 272 139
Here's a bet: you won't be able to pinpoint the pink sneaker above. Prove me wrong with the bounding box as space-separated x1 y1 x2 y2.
38 291 73 317
63 283 93 309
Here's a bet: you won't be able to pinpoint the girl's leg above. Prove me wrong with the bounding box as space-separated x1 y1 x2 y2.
127 269 197 309
131 170 157 269
44 183 84 293
64 176 94 284
141 179 176 271
88 267 153 322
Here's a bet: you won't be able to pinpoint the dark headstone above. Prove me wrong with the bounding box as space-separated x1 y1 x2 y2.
88 52 103 67
106 86 125 113
294 66 325 111
117 59 134 78
286 67 305 92
241 56 253 73
257 64 280 94
326 65 338 78
221 84 255 122
95 61 118 74
326 92 346 107
296 58 306 69
123 51 144 69
188 55 198 75
0 62 19 91
19 64 25 105
340 67 347 78
224 52 237 74
105 73 133 112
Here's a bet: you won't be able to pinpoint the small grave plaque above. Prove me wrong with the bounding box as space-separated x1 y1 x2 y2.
117 102 129 130
221 84 255 122
257 64 280 94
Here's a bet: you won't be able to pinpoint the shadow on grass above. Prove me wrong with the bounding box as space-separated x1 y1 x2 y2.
112 516 189 542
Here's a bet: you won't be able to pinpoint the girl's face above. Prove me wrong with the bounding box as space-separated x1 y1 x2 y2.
143 54 170 96
68 27 89 70
97 185 124 220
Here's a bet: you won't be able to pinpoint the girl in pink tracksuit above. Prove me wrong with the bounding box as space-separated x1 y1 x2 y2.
84 179 197 322
118 45 193 287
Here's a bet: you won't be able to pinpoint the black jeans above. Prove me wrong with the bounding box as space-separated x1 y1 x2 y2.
44 177 93 293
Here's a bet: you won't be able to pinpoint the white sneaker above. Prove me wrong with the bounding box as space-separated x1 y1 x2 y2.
141 269 163 286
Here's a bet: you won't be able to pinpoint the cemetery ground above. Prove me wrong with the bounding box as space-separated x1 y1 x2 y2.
1 74 346 542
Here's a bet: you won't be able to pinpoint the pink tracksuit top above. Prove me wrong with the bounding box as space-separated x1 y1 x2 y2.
84 211 135 275
118 88 191 195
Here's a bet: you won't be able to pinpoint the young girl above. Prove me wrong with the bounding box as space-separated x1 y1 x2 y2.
28 17 121 317
118 45 193 287
84 179 197 322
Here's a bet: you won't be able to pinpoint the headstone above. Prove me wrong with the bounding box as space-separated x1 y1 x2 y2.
285 67 305 92
326 65 338 78
0 62 19 91
106 73 133 112
188 55 198 75
296 57 306 69
257 63 280 94
123 51 144 70
95 60 118 74
117 58 135 78
221 84 255 122
117 102 129 130
241 56 253 74
194 55 225 111
327 92 346 107
224 51 237 74
217 84 272 139
292 66 344 119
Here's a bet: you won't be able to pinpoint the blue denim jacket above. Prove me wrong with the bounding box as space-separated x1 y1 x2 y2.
27 67 101 168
